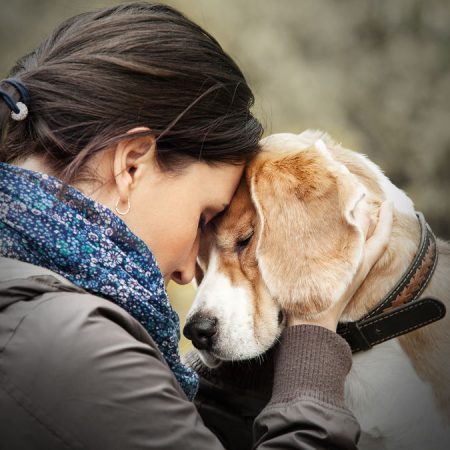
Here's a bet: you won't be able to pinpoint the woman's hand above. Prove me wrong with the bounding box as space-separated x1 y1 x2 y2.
287 200 394 331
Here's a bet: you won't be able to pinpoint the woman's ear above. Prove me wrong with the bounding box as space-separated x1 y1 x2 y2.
113 127 157 203
247 140 368 320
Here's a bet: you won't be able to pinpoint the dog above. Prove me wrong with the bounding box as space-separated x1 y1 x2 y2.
184 130 450 450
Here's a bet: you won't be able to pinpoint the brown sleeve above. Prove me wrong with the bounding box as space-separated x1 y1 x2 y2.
254 325 360 449
189 325 360 450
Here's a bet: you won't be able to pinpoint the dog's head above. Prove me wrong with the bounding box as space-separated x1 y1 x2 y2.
184 132 381 367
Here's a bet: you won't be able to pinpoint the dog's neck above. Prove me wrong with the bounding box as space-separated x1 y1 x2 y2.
342 211 423 321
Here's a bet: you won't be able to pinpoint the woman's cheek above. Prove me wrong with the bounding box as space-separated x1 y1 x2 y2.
172 224 198 264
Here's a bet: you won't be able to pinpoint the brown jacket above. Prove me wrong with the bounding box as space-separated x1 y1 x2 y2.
0 256 360 449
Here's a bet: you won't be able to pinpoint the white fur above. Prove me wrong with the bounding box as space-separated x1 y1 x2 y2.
187 248 265 362
314 138 350 176
346 339 450 450
352 152 415 216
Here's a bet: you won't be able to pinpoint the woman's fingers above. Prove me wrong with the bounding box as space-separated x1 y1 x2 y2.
352 196 372 239
288 200 394 330
360 200 393 276
339 200 393 308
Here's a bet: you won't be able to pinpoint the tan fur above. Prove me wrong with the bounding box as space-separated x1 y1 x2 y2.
322 138 450 418
319 138 450 419
246 147 367 319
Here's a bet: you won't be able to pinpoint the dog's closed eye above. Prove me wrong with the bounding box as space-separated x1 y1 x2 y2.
236 231 254 252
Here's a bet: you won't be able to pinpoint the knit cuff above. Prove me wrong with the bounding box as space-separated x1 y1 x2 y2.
270 325 352 408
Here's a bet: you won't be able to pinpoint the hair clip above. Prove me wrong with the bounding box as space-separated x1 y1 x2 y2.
0 78 30 121
10 101 29 121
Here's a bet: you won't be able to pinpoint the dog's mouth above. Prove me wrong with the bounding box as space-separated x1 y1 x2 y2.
198 350 222 368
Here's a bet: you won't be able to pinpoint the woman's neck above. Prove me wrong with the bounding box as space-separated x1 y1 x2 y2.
14 155 55 176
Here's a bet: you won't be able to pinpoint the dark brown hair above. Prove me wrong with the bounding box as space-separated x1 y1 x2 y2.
0 2 263 185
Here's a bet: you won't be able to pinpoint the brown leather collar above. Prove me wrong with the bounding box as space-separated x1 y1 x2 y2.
337 212 446 353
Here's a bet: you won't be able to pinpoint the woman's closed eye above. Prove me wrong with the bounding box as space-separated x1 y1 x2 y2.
198 214 207 232
199 205 229 233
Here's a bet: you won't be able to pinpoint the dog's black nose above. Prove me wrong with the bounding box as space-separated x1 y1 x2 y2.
183 316 217 351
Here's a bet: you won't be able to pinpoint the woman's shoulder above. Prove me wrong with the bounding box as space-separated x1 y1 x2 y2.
0 256 162 362
0 258 204 449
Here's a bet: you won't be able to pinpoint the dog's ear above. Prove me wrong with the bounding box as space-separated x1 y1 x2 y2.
247 139 368 319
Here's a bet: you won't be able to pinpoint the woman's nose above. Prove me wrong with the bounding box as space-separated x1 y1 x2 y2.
171 267 195 285
170 236 200 285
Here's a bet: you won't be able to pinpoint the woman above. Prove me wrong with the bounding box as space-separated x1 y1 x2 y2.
0 3 392 449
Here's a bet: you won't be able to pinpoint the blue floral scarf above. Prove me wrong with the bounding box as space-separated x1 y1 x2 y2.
0 162 198 399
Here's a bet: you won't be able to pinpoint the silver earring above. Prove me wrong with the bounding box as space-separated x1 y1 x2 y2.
115 197 131 215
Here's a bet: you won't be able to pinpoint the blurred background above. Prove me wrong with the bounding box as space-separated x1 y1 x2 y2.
1 0 449 353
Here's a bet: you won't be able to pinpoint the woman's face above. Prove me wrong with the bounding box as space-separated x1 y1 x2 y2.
82 132 245 286
125 161 244 286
